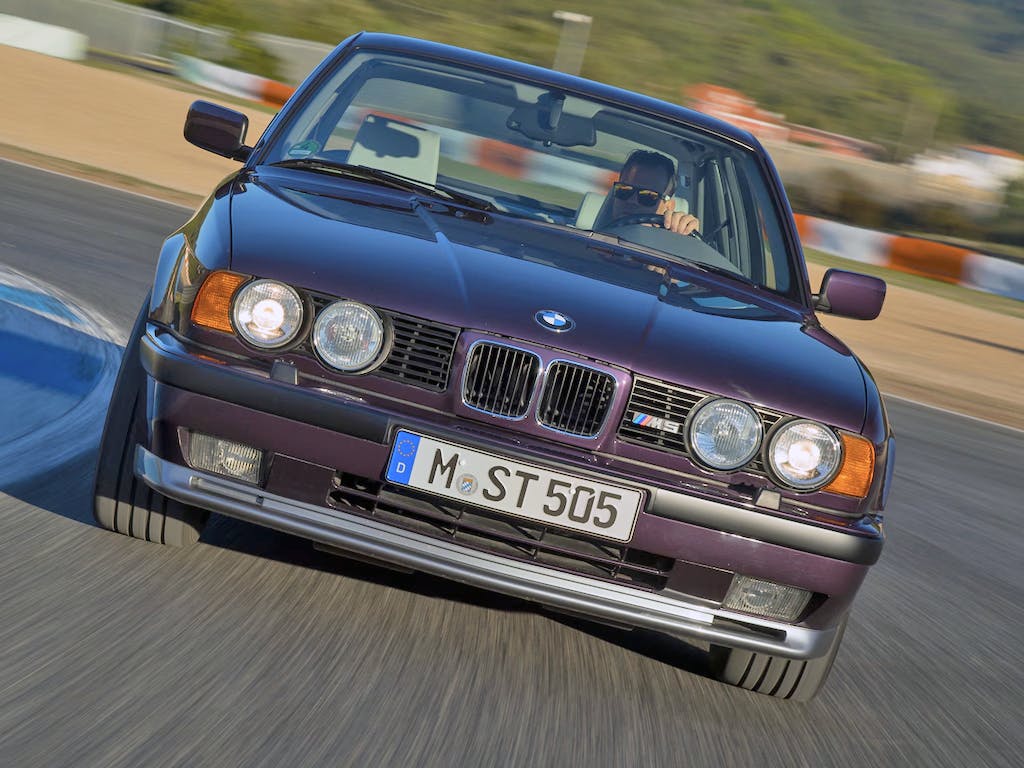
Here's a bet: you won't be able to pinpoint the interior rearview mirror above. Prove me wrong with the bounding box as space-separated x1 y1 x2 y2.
184 101 251 161
506 92 597 147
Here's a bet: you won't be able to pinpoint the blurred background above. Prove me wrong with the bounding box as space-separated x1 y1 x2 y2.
5 0 1023 257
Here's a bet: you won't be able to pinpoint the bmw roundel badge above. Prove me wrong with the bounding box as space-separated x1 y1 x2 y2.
535 309 575 332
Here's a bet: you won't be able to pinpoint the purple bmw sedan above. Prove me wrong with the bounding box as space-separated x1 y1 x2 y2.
94 32 892 701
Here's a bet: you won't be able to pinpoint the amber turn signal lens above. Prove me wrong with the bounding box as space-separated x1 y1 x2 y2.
191 271 247 333
824 433 875 497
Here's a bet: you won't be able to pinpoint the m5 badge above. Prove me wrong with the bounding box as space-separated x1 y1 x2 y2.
631 412 681 434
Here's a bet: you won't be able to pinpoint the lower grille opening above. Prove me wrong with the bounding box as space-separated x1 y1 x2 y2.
330 472 382 511
326 472 673 591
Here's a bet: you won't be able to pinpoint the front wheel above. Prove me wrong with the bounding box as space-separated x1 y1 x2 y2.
92 296 208 546
709 615 848 702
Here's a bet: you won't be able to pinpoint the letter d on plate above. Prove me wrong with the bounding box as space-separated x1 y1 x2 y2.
386 431 421 484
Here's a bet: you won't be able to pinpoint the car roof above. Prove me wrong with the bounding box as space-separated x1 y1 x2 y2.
344 32 762 151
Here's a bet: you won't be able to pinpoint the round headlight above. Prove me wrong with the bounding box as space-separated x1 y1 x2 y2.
313 301 386 372
687 398 763 471
232 279 303 348
768 419 842 490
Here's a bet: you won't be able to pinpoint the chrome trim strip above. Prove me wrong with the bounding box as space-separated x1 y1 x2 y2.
136 448 838 659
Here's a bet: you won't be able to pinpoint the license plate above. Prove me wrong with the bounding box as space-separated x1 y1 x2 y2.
385 430 642 542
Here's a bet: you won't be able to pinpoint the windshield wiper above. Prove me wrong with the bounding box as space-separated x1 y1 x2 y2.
268 158 496 212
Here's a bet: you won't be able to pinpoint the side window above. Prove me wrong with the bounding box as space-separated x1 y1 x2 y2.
740 163 793 295
721 157 752 276
694 155 794 294
696 160 732 265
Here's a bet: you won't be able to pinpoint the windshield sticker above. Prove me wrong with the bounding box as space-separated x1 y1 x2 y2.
287 139 321 158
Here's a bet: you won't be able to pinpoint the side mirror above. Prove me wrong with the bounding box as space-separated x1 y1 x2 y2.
184 101 251 161
814 268 886 320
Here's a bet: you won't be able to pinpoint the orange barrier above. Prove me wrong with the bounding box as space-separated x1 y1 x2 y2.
476 139 529 178
791 213 1022 299
792 213 815 242
795 214 971 285
886 237 969 285
259 79 295 107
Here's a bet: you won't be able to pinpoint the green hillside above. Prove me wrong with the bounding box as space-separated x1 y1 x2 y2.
130 0 1024 157
787 0 1024 154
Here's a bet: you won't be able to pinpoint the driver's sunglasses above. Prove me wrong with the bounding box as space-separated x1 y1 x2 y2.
611 182 669 207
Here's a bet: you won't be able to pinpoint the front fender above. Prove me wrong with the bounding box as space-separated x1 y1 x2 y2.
150 174 239 330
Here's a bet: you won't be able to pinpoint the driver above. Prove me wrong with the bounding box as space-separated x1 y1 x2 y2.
605 149 700 235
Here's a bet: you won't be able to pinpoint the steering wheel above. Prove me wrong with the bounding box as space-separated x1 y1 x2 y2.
604 212 706 242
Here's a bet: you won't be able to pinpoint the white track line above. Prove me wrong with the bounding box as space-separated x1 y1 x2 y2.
883 393 1024 435
0 156 194 210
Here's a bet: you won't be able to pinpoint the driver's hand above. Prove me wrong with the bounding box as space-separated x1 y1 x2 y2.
656 198 700 235
663 211 701 235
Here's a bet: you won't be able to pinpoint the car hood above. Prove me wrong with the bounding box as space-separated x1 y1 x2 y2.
229 171 868 431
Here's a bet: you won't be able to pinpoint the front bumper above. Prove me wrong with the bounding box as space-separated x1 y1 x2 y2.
140 326 884 565
137 447 840 659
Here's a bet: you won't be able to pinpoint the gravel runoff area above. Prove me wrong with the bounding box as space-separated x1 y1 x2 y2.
1 44 1021 430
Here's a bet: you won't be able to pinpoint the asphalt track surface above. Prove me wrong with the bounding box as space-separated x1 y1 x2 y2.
0 160 1021 767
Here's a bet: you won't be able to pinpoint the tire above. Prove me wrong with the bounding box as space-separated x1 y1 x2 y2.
93 295 208 546
709 615 848 702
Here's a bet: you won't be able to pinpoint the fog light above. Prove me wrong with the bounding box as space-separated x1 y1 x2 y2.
188 432 263 484
723 575 811 622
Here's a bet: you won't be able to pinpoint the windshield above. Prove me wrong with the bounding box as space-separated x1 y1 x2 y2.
261 49 800 297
